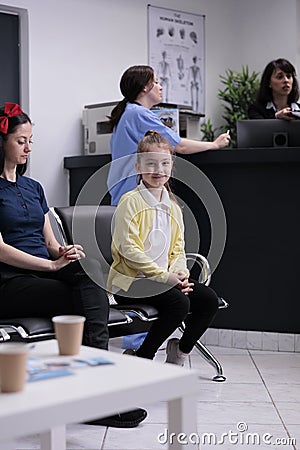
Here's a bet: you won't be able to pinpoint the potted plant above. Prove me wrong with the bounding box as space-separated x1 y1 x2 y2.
201 65 260 147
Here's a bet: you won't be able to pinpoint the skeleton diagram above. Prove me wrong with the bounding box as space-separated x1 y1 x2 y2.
187 56 203 111
157 51 172 103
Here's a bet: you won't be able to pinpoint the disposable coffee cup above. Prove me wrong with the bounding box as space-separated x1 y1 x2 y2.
0 343 29 393
52 315 86 356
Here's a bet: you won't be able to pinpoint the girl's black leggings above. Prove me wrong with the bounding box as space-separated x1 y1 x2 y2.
114 278 219 360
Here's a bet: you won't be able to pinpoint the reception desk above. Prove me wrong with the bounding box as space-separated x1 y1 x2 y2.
64 148 300 334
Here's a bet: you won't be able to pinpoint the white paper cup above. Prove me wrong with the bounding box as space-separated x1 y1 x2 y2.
52 315 86 355
0 343 29 393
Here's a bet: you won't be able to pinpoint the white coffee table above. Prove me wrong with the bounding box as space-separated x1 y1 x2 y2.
0 340 199 450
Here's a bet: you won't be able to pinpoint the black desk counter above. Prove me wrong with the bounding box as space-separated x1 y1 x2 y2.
64 148 300 333
64 147 300 168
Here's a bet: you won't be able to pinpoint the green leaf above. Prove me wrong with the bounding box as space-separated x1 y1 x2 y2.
201 65 260 147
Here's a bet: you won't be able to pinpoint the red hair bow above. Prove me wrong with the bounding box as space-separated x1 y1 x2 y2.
0 102 24 134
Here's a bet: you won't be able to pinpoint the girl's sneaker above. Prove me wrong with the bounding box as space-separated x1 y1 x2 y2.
123 349 137 356
165 338 186 366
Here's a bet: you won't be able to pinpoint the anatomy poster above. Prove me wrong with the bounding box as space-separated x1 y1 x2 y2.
148 5 205 113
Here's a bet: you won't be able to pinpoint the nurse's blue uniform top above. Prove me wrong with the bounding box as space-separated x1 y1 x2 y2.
108 102 181 205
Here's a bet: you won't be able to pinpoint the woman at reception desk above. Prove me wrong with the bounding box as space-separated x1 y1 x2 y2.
248 58 300 120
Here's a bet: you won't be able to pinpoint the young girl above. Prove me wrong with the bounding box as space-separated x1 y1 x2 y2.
107 130 219 365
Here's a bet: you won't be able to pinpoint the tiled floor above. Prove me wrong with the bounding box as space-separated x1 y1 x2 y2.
16 337 300 450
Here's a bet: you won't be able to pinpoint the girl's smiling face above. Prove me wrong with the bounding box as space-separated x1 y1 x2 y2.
136 144 173 190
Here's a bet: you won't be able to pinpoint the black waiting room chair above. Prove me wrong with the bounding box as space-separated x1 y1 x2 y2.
52 205 229 382
0 205 229 381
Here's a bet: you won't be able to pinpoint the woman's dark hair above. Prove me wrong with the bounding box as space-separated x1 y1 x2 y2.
136 130 177 202
256 58 299 105
108 65 155 130
0 106 31 175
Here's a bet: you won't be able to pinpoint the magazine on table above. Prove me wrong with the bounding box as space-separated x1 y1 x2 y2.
27 354 114 382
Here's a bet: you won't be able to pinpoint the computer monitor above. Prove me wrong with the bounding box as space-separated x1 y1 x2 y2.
236 119 300 148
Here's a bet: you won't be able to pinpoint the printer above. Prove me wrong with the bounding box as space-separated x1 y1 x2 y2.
82 102 118 155
82 102 204 155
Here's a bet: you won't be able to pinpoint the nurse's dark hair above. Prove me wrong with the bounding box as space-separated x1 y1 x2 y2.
108 65 155 130
256 58 299 105
0 105 31 175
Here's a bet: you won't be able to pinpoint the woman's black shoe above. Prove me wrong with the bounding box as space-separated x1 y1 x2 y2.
83 408 147 428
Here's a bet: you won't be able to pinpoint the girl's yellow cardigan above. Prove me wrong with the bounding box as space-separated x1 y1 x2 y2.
107 187 189 292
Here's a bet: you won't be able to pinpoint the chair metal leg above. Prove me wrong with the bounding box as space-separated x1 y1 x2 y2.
193 339 226 382
0 328 10 341
178 324 226 382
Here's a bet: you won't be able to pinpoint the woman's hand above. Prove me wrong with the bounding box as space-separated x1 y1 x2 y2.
0 231 85 273
212 132 231 149
275 107 295 121
50 254 73 271
50 244 86 272
58 244 86 262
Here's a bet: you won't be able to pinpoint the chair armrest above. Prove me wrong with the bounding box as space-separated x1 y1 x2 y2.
185 252 211 286
218 297 229 309
49 207 68 246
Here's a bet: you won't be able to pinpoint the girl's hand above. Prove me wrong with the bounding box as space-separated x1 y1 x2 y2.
167 272 184 288
177 273 194 295
180 280 194 295
58 244 85 262
167 272 194 295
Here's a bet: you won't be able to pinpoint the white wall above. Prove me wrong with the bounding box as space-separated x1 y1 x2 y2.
1 0 299 205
